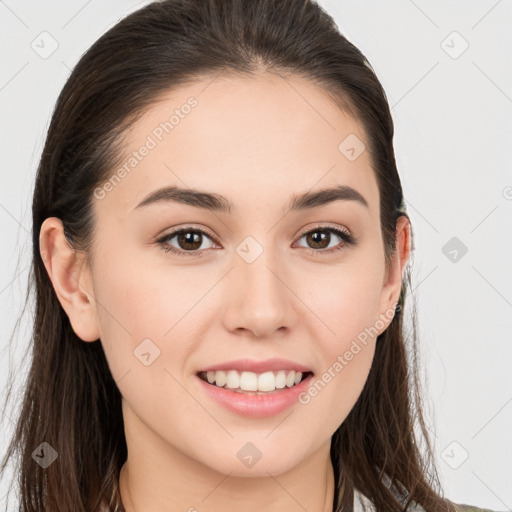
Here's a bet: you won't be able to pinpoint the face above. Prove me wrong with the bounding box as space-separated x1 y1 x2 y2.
42 71 407 478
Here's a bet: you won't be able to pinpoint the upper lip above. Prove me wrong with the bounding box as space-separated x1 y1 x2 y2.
198 358 313 374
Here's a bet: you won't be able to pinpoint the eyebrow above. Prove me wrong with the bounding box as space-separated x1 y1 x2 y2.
133 184 369 213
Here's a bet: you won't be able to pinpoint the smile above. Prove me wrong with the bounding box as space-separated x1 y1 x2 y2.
198 369 313 394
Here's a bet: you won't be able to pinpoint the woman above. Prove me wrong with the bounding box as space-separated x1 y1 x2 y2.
1 0 497 510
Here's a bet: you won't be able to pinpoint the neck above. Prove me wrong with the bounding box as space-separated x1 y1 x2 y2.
118 405 336 512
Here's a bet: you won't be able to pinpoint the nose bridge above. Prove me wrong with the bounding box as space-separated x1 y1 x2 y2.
223 233 296 337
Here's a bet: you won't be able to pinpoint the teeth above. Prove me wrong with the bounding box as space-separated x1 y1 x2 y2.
241 371 258 391
202 370 306 392
226 370 240 389
212 370 226 387
258 371 276 392
274 370 287 389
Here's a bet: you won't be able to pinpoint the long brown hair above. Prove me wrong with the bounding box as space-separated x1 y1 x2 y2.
2 0 456 510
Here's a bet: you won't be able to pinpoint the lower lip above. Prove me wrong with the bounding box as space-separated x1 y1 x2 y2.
196 373 314 418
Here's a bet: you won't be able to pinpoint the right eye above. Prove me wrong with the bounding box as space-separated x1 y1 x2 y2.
156 227 219 257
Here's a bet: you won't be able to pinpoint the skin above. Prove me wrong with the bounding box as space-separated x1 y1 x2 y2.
40 71 411 512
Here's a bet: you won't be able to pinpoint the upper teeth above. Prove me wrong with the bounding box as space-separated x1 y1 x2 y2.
203 370 304 392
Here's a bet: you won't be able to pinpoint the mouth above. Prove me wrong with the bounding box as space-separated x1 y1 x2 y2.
197 369 314 395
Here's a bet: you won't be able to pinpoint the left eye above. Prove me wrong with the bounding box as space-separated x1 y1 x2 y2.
294 226 356 253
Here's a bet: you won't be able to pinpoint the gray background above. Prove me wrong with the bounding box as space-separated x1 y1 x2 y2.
1 0 511 510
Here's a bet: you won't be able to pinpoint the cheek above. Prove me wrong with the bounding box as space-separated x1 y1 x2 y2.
293 256 383 426
294 301 377 453
93 245 205 338
298 253 385 349
91 255 201 429
90 250 190 380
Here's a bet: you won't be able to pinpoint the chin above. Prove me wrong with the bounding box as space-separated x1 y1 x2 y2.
197 447 302 478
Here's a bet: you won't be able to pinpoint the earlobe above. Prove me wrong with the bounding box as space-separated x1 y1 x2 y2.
39 217 101 342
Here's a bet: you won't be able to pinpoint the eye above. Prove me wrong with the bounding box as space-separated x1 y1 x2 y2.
293 224 358 255
156 227 219 257
155 223 358 258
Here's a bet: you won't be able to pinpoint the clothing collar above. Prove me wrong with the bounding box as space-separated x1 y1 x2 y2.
353 486 426 511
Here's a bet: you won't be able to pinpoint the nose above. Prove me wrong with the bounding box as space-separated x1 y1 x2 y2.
221 248 298 339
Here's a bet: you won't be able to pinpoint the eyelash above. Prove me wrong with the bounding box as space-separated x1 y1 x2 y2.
155 224 358 258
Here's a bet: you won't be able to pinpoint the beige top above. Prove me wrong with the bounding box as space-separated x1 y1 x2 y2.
353 488 425 511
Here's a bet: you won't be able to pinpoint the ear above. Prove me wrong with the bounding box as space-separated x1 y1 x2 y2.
39 217 100 342
376 215 412 332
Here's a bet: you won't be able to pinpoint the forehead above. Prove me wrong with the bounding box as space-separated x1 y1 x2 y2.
96 71 379 218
